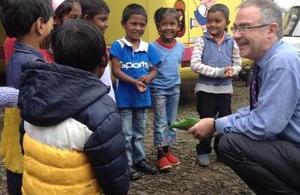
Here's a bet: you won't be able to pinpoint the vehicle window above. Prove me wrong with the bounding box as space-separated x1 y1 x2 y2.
283 6 300 36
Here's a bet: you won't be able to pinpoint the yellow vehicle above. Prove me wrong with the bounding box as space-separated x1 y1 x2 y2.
98 0 299 85
0 0 243 84
274 0 300 49
105 0 243 80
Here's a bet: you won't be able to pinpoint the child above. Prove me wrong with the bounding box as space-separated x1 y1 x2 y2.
0 87 18 107
2 0 82 66
190 3 241 166
150 8 185 171
110 3 160 180
80 0 115 101
53 0 82 27
18 19 129 195
45 0 82 61
0 0 53 194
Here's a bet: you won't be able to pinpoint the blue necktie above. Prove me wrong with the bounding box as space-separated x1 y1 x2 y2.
250 65 260 110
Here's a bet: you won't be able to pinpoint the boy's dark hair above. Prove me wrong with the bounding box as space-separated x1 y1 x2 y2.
52 19 107 72
80 0 109 18
208 3 230 21
0 0 53 38
121 3 147 24
154 7 180 28
55 0 80 21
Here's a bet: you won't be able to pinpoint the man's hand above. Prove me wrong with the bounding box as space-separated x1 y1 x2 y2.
187 118 216 140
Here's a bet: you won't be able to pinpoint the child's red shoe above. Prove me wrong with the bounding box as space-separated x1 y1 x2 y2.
165 152 180 166
157 157 172 171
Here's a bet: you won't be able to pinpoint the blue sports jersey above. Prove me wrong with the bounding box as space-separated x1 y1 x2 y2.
110 38 160 108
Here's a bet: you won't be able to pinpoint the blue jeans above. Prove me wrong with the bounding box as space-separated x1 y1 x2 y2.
151 86 180 147
119 108 147 165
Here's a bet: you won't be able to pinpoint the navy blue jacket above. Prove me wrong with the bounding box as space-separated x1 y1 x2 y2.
18 61 129 195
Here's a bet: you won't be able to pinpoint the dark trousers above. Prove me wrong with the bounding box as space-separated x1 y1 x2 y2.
196 91 231 155
6 169 22 195
218 133 300 195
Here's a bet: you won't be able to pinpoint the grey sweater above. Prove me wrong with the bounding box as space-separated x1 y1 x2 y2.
0 87 19 107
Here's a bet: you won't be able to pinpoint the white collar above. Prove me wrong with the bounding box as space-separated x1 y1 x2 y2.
120 37 148 52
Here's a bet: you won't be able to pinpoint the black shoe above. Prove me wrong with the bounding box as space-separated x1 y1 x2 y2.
129 166 142 180
135 159 158 174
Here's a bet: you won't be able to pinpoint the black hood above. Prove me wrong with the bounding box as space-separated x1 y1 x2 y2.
18 61 109 126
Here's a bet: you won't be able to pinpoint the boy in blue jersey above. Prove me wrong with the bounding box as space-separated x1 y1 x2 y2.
110 3 160 180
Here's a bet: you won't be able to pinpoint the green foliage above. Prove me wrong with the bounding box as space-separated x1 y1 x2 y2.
171 117 199 130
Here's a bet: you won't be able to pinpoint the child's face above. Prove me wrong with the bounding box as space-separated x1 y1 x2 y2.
89 12 109 34
206 11 229 38
122 14 146 43
43 17 54 38
39 17 54 48
61 2 82 22
157 15 180 42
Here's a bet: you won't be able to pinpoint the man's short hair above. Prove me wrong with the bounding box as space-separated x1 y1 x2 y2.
239 0 283 38
0 0 53 38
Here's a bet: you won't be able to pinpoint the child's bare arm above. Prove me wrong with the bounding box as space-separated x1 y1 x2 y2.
111 57 146 92
139 66 157 84
111 57 134 83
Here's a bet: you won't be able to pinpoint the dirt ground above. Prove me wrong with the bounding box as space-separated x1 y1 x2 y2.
0 80 254 195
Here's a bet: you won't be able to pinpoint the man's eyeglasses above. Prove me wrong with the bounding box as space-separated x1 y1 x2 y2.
231 24 270 33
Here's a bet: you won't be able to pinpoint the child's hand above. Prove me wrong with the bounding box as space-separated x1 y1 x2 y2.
134 80 147 92
224 66 234 78
139 75 151 84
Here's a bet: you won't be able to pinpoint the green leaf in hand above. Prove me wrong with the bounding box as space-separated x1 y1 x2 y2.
171 117 199 130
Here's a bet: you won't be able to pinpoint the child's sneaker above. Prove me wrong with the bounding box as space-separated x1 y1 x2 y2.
198 154 210 167
165 152 180 166
157 157 172 171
